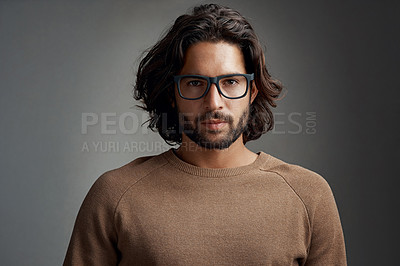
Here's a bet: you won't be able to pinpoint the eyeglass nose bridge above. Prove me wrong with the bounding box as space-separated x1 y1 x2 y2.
205 76 222 96
208 76 219 84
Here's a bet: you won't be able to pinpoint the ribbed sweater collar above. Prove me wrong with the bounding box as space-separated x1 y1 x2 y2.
162 149 270 178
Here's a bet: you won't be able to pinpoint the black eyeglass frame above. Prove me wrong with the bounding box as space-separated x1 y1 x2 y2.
173 73 254 100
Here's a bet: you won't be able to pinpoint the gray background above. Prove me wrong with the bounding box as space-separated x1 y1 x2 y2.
1 0 399 265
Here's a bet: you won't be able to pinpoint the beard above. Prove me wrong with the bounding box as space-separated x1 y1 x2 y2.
179 107 250 150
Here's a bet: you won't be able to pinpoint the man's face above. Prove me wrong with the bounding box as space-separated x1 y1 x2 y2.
175 41 257 150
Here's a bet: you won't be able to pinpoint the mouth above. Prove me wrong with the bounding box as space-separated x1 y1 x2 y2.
201 119 228 130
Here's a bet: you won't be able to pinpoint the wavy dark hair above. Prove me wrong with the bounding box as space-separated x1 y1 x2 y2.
134 3 282 145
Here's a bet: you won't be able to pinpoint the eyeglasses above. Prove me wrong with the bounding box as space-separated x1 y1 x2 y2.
173 73 254 100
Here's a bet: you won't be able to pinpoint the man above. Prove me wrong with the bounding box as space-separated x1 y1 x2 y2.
64 4 346 265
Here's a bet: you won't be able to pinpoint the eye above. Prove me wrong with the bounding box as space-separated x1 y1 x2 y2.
187 80 204 87
222 78 239 86
188 80 201 87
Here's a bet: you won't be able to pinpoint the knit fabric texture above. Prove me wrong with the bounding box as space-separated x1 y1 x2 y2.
64 149 346 265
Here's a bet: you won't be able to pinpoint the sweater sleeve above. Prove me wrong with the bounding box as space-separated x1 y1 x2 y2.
63 173 120 265
269 160 347 265
303 176 347 265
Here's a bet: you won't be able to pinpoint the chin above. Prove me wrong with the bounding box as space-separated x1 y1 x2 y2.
196 141 233 150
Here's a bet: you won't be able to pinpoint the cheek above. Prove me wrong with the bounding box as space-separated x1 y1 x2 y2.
175 92 202 114
228 99 249 114
175 99 201 116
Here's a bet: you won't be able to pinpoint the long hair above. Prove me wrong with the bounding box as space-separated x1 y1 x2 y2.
134 3 283 145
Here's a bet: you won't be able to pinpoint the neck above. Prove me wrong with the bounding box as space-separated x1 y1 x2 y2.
175 135 258 168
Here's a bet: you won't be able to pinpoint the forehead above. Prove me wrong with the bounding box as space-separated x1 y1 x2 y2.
179 41 246 76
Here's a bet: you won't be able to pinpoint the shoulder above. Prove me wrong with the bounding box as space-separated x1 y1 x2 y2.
85 151 170 207
260 154 335 218
259 155 346 263
258 154 347 263
261 155 332 195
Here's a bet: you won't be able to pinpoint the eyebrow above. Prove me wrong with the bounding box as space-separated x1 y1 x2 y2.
179 72 245 76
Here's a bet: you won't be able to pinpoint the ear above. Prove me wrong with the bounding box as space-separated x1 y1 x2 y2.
250 81 258 104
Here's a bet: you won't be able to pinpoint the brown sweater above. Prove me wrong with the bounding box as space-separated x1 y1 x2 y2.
64 149 346 265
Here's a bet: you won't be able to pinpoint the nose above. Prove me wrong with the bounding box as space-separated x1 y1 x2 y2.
203 83 223 110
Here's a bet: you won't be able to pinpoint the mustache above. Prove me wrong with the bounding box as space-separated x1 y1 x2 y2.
196 111 233 123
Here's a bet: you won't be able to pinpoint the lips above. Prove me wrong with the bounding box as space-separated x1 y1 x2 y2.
201 119 227 130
